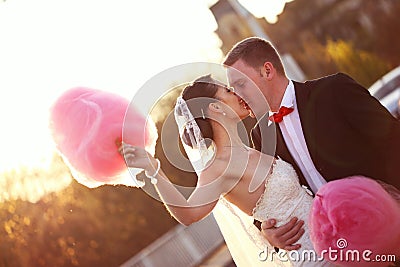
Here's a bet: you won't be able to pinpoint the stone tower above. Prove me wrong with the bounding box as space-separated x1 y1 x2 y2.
210 0 306 81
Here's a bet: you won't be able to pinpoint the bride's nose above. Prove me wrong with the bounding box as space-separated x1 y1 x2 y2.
234 92 243 101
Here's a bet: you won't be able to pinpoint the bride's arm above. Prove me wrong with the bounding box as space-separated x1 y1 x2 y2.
153 169 219 226
120 143 220 226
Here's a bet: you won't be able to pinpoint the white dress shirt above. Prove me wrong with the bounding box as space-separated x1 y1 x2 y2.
269 80 327 193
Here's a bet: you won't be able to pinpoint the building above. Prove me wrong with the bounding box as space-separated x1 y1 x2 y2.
210 0 305 81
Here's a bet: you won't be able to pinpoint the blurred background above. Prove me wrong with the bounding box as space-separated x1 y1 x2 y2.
1 0 399 266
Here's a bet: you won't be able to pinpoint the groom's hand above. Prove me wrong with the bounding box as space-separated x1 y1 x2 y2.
261 217 304 251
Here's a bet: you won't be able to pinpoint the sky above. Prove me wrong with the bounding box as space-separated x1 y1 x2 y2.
0 0 292 173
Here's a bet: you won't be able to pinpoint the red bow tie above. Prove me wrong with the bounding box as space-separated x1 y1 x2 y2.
268 106 294 123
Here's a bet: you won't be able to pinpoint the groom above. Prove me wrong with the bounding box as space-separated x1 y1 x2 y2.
223 37 400 251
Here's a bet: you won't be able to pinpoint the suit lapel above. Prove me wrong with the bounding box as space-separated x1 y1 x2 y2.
256 114 309 187
275 123 309 186
293 81 319 165
252 81 318 188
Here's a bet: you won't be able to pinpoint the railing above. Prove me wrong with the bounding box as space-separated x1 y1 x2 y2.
120 214 225 267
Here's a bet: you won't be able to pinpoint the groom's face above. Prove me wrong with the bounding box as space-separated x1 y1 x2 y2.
227 59 269 117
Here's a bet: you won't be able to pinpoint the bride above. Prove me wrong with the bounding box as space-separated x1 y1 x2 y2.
120 74 332 266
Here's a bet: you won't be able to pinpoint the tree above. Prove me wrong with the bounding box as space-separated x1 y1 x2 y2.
326 39 391 87
0 154 177 267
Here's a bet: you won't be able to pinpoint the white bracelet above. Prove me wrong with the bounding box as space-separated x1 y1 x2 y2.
145 158 160 184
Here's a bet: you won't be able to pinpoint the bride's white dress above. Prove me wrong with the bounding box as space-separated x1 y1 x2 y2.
213 159 335 267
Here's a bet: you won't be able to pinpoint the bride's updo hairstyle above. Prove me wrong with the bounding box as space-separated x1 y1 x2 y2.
181 74 226 148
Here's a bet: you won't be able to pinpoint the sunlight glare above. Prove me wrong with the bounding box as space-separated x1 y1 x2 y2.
238 0 293 23
0 0 222 201
0 0 291 201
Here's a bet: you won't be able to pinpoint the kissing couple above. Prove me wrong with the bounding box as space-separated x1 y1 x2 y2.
121 37 400 266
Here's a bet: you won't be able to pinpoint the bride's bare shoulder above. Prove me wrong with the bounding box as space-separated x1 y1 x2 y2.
198 158 227 186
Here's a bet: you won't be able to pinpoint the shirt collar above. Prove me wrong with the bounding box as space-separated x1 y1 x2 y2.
269 80 295 116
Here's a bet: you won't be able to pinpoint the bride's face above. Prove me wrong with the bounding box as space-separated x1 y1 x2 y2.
214 86 250 120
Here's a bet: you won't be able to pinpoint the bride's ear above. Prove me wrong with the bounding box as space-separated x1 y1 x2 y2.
208 102 224 115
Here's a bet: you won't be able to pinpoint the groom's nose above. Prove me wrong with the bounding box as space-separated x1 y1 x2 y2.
230 87 243 98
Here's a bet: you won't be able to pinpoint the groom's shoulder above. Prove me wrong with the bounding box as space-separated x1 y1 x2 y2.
299 72 359 93
304 72 354 86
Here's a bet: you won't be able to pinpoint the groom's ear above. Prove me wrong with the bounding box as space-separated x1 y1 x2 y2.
261 62 274 80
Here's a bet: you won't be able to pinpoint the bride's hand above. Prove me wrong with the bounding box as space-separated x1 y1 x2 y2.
118 142 158 174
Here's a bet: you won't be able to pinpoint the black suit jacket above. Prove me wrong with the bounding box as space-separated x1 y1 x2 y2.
251 73 400 191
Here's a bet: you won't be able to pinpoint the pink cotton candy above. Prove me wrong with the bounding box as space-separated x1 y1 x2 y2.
310 176 400 266
49 87 157 187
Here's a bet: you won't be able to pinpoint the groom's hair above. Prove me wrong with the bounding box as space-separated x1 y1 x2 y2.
181 74 224 148
223 37 285 76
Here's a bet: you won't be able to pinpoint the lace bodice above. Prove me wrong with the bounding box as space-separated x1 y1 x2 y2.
252 159 334 267
252 159 314 227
